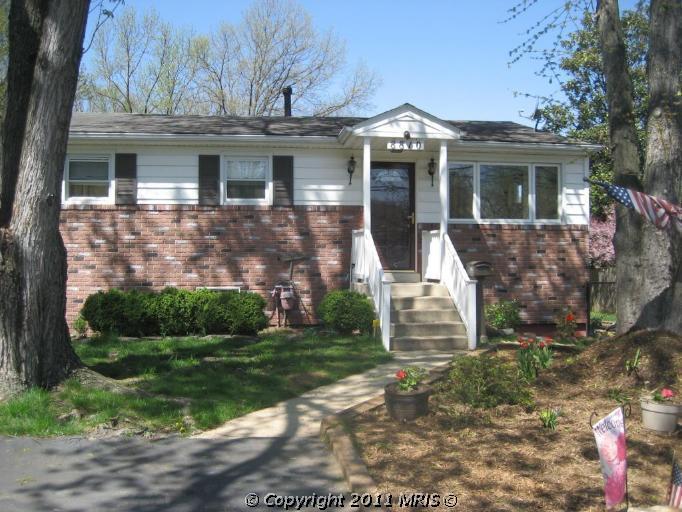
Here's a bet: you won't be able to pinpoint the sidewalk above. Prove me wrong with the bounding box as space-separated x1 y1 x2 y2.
195 350 457 439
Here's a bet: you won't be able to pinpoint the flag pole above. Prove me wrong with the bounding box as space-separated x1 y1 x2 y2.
668 450 676 505
622 404 630 511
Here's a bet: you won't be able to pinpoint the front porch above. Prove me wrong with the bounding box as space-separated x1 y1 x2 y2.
344 104 590 351
342 105 478 351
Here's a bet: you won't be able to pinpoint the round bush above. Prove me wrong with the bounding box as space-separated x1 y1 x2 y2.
195 290 267 335
318 290 375 334
484 300 521 330
80 289 156 336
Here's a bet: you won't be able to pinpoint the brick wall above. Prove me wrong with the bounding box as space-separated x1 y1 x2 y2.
61 205 588 329
418 223 589 325
60 205 362 327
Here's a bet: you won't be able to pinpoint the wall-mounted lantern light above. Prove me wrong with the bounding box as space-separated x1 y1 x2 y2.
347 156 356 185
427 158 436 187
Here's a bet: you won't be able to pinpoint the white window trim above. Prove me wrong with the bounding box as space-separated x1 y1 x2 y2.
447 161 564 225
62 153 115 205
447 161 477 222
221 154 273 206
533 163 563 224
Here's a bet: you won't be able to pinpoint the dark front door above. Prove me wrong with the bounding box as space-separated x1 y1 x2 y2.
370 162 415 270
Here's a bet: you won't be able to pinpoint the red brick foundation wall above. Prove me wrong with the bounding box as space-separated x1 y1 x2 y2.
418 223 589 325
60 205 362 327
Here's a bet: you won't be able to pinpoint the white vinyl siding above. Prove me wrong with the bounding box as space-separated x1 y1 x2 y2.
293 149 362 206
562 157 590 225
63 146 591 226
137 153 198 205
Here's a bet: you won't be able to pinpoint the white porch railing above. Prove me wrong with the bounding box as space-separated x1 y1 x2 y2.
422 230 478 350
351 229 391 350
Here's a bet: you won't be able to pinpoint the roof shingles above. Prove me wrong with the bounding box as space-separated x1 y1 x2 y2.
70 112 573 145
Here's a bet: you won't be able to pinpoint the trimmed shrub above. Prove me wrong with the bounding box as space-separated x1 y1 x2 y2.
195 290 267 335
444 354 533 409
317 290 374 334
81 289 157 337
484 299 521 330
80 288 267 337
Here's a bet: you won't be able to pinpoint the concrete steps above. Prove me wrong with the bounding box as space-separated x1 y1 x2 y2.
387 273 468 352
391 321 467 337
390 283 450 297
392 335 469 351
390 296 453 310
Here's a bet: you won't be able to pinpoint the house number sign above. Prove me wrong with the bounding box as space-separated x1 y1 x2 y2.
387 139 424 151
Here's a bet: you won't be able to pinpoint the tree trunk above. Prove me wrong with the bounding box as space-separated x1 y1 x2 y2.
0 0 90 399
637 0 682 332
597 0 682 334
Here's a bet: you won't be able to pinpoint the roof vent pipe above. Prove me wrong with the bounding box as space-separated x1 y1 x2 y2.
282 86 292 117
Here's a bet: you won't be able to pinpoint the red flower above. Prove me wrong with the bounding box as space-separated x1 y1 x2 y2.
539 342 546 349
520 342 529 349
396 370 407 380
566 312 575 323
544 337 553 344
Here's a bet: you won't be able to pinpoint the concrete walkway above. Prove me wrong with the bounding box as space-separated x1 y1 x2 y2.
195 350 457 439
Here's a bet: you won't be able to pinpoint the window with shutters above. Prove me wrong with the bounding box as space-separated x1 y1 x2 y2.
63 154 114 204
222 156 272 205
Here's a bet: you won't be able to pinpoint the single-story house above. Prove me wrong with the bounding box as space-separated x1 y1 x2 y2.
62 101 596 350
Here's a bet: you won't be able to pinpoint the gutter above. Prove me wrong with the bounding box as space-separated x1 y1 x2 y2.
68 132 342 147
68 131 603 153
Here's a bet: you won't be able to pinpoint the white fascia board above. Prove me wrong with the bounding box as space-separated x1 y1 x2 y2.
68 132 342 148
452 140 603 154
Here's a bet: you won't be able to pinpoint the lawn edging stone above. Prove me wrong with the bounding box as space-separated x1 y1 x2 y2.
319 362 455 500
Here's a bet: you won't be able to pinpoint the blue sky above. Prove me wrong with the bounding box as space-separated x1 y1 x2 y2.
86 0 639 125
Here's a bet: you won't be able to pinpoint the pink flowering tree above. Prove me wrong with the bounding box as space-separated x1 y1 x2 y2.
590 208 616 268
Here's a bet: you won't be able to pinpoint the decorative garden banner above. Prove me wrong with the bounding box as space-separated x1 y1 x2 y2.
592 407 628 509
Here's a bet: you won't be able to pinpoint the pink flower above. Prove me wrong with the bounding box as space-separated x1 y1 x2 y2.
662 388 675 399
396 370 407 380
544 337 553 344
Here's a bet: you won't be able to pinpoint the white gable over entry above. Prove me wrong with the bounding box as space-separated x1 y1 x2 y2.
338 103 462 143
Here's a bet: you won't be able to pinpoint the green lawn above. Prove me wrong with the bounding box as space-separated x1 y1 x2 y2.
0 330 391 436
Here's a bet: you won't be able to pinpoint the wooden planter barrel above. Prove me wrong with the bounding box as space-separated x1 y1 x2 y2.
384 382 431 421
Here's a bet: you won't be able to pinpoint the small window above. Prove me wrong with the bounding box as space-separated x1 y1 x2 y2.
535 165 560 220
225 158 268 201
67 158 111 199
480 164 529 219
448 163 474 219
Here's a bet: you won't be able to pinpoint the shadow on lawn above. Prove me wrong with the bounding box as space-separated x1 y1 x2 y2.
70 333 391 431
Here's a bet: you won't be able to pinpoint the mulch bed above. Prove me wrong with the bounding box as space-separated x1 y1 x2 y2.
349 331 682 511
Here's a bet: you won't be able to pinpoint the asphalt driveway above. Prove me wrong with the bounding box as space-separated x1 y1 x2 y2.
0 436 345 511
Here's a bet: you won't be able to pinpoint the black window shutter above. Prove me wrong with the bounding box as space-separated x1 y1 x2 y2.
198 155 220 205
115 153 137 205
272 155 294 206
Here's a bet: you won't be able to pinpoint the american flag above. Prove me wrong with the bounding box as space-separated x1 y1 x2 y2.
589 180 682 233
669 458 682 508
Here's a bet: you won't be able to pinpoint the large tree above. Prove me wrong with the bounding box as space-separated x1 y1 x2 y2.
597 0 681 333
0 0 90 398
530 4 649 218
79 0 379 116
79 7 200 114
